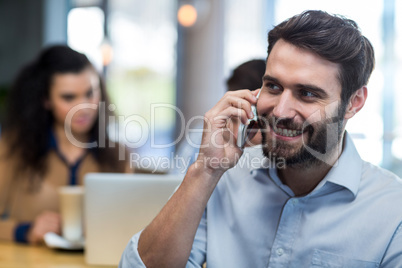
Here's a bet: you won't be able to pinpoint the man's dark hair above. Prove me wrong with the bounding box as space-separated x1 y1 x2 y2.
267 10 375 104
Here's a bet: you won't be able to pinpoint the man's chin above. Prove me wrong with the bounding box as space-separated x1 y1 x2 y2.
262 144 318 169
263 140 302 157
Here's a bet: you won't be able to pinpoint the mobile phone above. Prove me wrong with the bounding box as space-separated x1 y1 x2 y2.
236 90 261 149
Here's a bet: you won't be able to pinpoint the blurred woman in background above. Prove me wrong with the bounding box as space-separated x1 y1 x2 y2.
0 45 131 244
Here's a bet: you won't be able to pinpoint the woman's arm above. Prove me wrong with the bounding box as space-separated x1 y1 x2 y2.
0 138 61 244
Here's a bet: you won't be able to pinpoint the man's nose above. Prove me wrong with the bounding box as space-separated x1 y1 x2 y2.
272 89 296 119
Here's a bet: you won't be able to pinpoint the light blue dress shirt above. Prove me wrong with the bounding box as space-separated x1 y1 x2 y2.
120 134 402 267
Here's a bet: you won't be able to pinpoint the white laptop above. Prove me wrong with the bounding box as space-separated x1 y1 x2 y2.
84 173 183 266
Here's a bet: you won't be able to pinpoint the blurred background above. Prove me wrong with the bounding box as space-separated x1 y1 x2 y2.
0 0 401 176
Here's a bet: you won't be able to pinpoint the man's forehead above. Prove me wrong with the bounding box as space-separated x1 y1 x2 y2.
265 39 341 89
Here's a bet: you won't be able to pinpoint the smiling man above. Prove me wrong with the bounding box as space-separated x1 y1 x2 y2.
257 36 360 196
120 10 402 267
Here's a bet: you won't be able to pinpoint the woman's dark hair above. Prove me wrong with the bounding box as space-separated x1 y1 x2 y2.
4 45 126 179
226 59 266 91
267 10 375 105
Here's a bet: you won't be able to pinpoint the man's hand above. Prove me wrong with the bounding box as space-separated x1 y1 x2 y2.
196 89 259 175
27 211 61 245
135 89 259 268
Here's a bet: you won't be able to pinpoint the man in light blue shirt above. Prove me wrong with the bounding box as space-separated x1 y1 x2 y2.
120 10 402 267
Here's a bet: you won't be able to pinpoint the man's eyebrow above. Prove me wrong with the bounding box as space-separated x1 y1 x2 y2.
263 75 280 84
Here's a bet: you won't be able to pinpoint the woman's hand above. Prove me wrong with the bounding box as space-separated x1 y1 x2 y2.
27 211 61 245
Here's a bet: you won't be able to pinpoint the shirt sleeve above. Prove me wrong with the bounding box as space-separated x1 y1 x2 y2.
0 138 23 242
14 222 32 243
119 230 147 268
119 210 207 268
0 219 18 241
380 221 402 267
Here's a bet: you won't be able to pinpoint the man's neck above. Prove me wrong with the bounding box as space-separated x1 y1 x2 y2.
277 163 332 196
277 135 346 197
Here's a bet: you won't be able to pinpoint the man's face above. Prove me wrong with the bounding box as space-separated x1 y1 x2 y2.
257 39 346 167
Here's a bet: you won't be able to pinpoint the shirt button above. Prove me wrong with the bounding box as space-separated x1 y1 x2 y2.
292 198 299 205
276 248 284 256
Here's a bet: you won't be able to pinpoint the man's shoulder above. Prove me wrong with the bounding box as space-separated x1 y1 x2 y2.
360 160 402 196
361 160 401 182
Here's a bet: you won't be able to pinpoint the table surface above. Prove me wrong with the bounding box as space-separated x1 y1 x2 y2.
0 241 116 268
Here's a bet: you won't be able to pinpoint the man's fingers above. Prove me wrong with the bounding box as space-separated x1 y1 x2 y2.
218 106 249 125
252 88 261 97
231 89 259 103
212 97 254 122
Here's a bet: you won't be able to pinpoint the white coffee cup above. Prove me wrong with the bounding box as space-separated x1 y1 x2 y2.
59 186 85 242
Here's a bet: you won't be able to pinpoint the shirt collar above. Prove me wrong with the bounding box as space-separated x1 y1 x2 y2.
254 132 362 197
320 132 362 197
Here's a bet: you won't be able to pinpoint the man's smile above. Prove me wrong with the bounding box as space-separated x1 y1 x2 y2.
272 125 303 137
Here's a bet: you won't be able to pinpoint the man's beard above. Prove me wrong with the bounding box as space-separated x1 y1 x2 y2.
258 104 346 168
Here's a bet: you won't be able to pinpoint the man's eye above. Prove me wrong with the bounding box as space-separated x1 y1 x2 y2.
266 83 281 92
300 90 317 98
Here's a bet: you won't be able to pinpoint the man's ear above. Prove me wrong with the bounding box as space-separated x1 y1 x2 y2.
344 86 367 120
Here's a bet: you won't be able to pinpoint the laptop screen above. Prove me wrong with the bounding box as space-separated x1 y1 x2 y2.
84 173 183 265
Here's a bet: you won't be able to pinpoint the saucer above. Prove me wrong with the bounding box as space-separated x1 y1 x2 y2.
44 232 85 250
